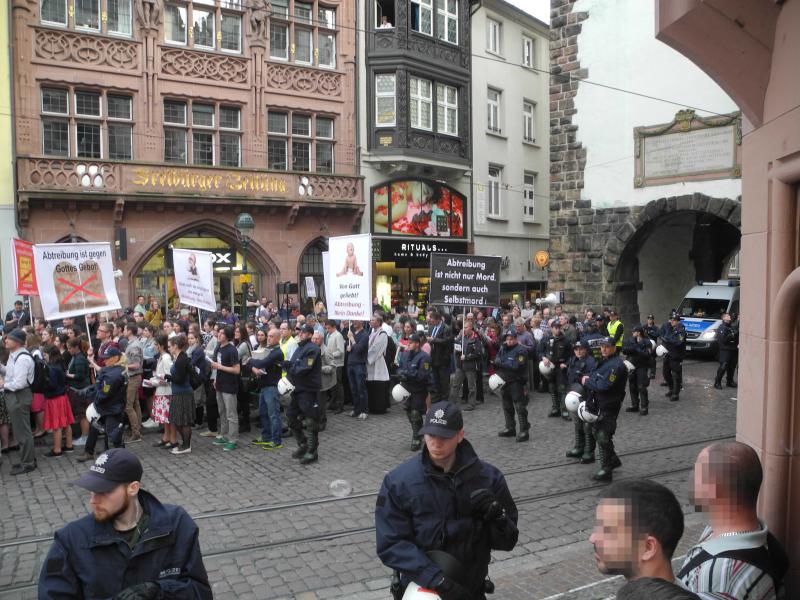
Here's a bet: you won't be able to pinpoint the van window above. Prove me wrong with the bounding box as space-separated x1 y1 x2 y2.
678 298 729 319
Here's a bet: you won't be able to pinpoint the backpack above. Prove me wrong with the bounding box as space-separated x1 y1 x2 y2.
384 333 397 374
189 366 203 391
20 351 48 393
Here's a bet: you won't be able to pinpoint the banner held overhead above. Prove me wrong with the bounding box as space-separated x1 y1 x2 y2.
325 234 372 321
172 248 217 312
33 242 122 320
11 238 38 296
429 253 501 307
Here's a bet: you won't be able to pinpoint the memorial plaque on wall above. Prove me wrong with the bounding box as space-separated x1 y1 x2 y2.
633 109 741 188
429 253 501 307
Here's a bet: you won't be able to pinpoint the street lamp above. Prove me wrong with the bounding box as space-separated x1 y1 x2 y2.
234 212 255 322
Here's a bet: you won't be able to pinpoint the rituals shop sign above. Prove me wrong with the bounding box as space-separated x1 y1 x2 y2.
373 239 469 267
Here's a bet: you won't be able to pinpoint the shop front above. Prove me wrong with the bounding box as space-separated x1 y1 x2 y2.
369 177 469 313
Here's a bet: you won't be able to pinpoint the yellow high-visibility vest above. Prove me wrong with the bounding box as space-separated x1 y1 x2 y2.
607 319 623 347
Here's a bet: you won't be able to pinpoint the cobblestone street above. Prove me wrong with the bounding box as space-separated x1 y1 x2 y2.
0 359 737 599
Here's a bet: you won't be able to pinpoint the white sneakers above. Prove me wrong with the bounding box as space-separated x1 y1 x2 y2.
73 436 87 446
170 446 191 455
357 413 368 420
142 419 159 430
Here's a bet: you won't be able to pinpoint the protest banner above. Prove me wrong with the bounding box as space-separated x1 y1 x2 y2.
321 251 333 306
33 242 121 320
305 276 317 298
428 253 501 307
172 248 217 312
326 234 372 320
11 238 38 295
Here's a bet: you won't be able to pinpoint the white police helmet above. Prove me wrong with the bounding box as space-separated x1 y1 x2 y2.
85 403 104 432
538 360 553 376
565 390 582 412
656 344 668 357
488 373 506 392
577 401 599 423
533 328 543 342
392 383 411 403
623 359 635 373
403 583 441 600
277 376 295 395
649 339 657 350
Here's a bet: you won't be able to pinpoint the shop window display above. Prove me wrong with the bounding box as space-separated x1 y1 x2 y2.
372 179 465 238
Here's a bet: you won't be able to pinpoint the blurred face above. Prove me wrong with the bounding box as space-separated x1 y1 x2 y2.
370 317 380 330
280 323 290 339
172 322 181 333
463 321 473 335
97 325 111 341
41 330 51 343
690 449 718 511
312 332 323 346
575 346 587 359
256 330 267 345
600 343 616 358
589 499 638 577
267 330 280 346
89 482 137 523
187 333 197 346
505 335 517 347
403 322 413 336
515 322 524 333
424 429 465 464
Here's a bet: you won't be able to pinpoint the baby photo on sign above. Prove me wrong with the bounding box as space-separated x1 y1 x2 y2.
53 260 107 314
187 253 200 280
336 242 364 277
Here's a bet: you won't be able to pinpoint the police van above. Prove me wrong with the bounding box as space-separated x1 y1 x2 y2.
676 280 740 354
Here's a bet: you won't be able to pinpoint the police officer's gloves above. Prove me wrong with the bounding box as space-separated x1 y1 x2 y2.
113 582 160 600
435 576 471 600
470 488 505 522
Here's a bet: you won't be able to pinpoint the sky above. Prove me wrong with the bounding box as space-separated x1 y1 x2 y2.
506 0 551 23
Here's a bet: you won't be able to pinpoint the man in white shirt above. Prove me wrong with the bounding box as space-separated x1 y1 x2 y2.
1 329 37 474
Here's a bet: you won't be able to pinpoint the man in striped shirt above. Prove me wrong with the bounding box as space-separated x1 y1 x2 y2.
678 442 788 599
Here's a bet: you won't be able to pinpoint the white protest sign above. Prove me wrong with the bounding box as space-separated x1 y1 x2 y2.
33 242 122 320
305 276 317 298
322 252 332 306
326 234 372 321
172 248 217 312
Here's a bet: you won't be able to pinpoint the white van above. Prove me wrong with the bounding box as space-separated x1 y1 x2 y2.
676 280 740 354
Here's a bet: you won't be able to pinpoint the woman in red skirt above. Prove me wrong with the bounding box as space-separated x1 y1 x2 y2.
42 345 75 457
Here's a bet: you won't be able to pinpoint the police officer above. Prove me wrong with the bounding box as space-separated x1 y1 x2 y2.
544 320 572 419
397 334 435 451
565 340 597 464
643 314 659 380
39 448 211 599
77 347 128 463
622 325 653 415
376 401 519 600
714 312 738 389
660 313 687 402
581 338 627 482
581 317 605 362
286 324 322 464
606 309 624 350
495 331 530 442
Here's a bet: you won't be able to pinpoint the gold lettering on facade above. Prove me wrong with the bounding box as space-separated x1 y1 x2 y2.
130 168 287 195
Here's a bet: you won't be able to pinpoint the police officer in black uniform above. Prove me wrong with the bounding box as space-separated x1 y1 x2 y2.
714 312 739 389
286 324 322 464
581 337 627 482
660 313 687 402
397 334 435 451
643 314 660 380
581 317 605 363
495 331 530 442
622 325 653 415
76 347 128 462
544 320 572 419
565 340 597 464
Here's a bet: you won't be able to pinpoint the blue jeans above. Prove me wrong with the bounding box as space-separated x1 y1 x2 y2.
347 363 368 415
258 386 282 444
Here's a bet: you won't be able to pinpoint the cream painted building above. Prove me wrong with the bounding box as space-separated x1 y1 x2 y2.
471 0 550 304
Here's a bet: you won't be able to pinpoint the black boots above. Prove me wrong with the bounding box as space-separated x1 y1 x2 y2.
515 402 530 442
407 410 423 451
291 426 307 459
639 389 649 416
593 445 613 481
300 418 319 464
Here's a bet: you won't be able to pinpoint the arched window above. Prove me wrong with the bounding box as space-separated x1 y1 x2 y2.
298 239 328 307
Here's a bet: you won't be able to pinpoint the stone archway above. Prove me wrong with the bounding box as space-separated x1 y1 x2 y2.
604 194 741 325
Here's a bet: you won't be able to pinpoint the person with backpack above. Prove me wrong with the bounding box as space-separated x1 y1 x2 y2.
678 442 789 599
1 329 38 474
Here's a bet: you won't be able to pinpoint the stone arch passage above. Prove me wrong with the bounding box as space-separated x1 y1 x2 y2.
604 194 741 326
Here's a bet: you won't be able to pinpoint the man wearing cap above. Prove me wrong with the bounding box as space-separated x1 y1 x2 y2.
376 401 519 600
39 448 211 599
77 346 128 462
396 333 435 451
660 313 687 402
565 340 597 464
286 324 322 464
622 325 653 415
580 317 605 363
643 314 660 380
543 319 572 419
581 337 628 481
494 330 531 442
1 328 37 475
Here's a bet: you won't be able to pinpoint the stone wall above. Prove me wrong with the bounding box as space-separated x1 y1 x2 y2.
547 0 742 323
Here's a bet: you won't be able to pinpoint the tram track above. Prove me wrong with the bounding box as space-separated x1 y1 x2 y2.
0 432 733 552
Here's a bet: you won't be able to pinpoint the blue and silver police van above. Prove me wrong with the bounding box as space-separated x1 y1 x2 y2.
676 280 740 354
